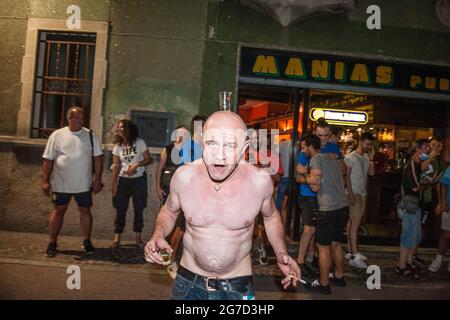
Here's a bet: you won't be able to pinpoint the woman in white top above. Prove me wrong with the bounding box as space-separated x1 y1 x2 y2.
111 119 152 247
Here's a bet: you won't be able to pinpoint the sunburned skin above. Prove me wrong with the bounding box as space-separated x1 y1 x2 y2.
176 161 266 277
145 111 300 288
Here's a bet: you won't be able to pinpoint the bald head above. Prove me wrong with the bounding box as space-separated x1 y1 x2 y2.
203 111 247 133
66 106 84 132
202 111 249 182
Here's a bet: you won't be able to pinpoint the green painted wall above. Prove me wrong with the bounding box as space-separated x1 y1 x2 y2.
198 0 450 115
0 0 209 139
1 0 449 136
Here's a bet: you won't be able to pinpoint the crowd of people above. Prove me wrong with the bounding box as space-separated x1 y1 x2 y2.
41 106 449 299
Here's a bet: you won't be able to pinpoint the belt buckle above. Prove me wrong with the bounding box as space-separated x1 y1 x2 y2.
205 277 218 292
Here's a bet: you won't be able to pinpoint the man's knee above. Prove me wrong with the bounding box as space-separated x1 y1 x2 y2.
78 207 92 215
331 241 341 248
54 205 68 216
303 226 316 236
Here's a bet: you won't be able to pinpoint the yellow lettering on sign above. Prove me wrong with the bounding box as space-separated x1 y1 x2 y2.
410 75 422 89
439 78 450 91
285 58 306 79
311 60 330 80
350 64 371 84
334 62 346 82
376 66 393 86
252 55 279 76
425 77 437 90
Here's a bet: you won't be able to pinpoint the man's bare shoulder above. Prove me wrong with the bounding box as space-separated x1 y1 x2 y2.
171 160 204 185
241 164 273 193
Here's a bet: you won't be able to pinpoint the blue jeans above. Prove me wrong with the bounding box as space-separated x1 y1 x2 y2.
398 207 422 249
276 177 289 212
171 272 255 300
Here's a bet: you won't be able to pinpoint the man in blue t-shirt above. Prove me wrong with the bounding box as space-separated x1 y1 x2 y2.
296 135 320 279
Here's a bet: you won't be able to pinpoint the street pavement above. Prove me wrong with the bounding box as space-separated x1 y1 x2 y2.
0 231 449 300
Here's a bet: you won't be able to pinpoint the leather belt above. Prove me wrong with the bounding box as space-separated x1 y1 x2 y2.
178 266 253 292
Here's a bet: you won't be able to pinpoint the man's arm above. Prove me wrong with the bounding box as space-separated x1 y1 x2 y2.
260 176 300 289
155 148 168 200
145 170 183 264
42 159 54 197
307 168 321 192
296 163 308 184
92 155 103 194
111 155 120 196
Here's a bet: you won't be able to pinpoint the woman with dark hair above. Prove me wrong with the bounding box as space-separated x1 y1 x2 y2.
111 119 152 247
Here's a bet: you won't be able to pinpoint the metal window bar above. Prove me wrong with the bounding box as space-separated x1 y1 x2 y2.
31 31 96 139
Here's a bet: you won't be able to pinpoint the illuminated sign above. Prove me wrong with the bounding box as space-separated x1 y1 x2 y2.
240 48 450 96
309 108 369 126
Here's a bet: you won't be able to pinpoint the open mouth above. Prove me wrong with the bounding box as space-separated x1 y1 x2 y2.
212 164 226 173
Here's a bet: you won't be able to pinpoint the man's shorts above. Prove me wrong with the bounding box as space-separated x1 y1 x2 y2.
316 207 349 246
51 191 92 208
298 196 319 227
397 207 421 248
349 194 366 219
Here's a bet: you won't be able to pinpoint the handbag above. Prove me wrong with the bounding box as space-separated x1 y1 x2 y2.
398 160 420 215
398 194 420 215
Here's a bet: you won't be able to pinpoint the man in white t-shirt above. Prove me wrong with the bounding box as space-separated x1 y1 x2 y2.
344 132 375 269
42 107 103 257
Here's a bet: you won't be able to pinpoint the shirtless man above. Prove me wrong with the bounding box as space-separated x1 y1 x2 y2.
144 111 300 300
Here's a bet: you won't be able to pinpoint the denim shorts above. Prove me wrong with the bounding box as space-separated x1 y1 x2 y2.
171 271 255 300
397 207 422 249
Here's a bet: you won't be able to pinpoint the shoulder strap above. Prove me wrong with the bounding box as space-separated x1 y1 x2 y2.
410 159 420 189
89 129 94 157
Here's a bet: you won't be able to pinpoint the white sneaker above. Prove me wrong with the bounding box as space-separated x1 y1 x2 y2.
358 253 368 261
428 258 441 272
349 255 368 269
167 262 178 280
345 252 368 260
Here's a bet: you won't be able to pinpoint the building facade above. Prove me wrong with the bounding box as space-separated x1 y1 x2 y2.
0 0 449 240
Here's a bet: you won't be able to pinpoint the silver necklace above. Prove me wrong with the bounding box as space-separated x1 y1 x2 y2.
214 183 220 192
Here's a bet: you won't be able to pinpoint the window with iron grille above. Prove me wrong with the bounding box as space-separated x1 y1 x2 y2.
31 31 96 139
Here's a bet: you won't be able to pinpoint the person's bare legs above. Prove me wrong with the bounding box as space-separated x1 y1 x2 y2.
135 232 143 246
49 205 68 243
317 244 332 286
330 241 345 278
398 247 411 269
79 207 93 240
113 233 121 245
437 230 450 255
349 216 362 254
307 237 316 262
297 226 315 263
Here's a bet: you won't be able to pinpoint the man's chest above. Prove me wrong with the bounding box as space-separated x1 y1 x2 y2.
179 182 263 230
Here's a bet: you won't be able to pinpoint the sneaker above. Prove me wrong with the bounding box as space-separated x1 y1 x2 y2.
258 247 268 266
395 265 412 277
413 255 425 266
45 242 57 258
167 262 178 280
347 252 368 260
329 273 347 287
349 254 367 269
406 263 421 279
358 253 368 261
428 258 441 272
298 263 320 279
304 279 332 295
82 239 96 255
